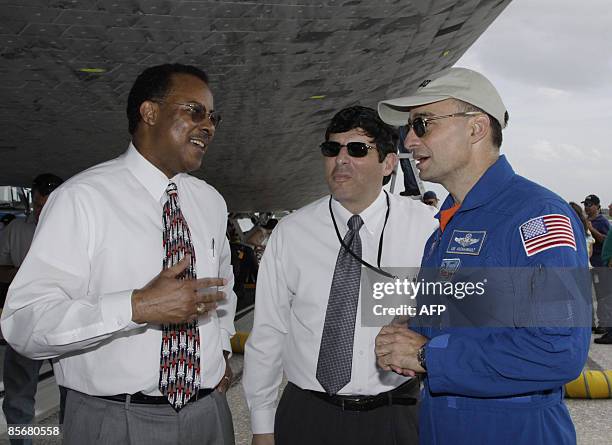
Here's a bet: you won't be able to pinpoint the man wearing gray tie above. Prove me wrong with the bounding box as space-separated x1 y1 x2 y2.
244 106 437 445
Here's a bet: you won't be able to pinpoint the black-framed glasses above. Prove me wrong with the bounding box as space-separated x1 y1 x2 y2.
407 111 482 138
153 100 222 127
320 141 376 158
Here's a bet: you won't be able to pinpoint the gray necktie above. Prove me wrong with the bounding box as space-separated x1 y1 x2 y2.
316 214 364 394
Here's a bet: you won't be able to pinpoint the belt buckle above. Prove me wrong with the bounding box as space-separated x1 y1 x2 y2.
341 395 371 411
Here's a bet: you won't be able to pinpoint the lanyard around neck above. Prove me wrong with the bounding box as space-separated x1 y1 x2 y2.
328 191 398 280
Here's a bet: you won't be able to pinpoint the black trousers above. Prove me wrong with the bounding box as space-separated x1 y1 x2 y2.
274 382 419 445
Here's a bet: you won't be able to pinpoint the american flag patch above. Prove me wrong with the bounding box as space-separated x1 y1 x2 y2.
519 214 576 257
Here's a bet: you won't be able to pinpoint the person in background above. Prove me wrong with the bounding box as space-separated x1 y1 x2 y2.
583 194 610 267
0 173 65 445
0 213 16 232
602 202 612 269
421 190 439 208
583 195 611 343
569 202 595 259
570 201 598 333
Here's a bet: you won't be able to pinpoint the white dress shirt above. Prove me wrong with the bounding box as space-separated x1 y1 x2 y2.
243 191 437 434
1 143 237 396
0 216 36 267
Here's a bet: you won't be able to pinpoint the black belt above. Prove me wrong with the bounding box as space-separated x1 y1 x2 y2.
96 387 214 405
305 379 419 411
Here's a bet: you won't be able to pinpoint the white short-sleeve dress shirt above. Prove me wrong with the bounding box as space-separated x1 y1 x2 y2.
1 143 237 396
243 191 437 434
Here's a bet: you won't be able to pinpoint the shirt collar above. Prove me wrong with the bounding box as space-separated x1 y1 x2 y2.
124 142 177 203
330 190 387 236
438 154 515 216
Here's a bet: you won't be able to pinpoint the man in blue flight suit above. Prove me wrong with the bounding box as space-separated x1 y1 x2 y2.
374 68 591 444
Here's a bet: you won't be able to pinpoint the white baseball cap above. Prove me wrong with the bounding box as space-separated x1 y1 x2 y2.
378 67 508 128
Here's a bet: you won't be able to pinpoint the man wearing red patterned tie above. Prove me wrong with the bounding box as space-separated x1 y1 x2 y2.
1 64 237 445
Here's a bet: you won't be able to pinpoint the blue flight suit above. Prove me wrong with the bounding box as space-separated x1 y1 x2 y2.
415 155 591 445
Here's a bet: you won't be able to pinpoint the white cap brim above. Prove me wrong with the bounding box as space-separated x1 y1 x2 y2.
378 95 451 126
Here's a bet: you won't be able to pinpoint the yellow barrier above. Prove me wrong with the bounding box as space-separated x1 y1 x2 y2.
565 370 612 399
231 331 250 354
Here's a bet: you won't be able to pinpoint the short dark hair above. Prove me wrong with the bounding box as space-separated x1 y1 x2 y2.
32 173 64 197
325 106 398 162
126 63 210 135
455 100 509 148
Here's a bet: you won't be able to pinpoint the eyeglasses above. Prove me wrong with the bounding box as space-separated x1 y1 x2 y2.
153 100 222 127
583 202 596 208
320 141 376 158
406 111 482 138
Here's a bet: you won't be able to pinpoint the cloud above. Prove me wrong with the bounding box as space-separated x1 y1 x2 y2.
454 0 612 205
460 0 612 91
536 87 570 100
528 139 560 161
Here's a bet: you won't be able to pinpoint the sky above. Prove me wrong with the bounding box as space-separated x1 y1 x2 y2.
418 0 612 209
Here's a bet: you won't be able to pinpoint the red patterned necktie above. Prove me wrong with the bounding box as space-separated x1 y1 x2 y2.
159 182 201 410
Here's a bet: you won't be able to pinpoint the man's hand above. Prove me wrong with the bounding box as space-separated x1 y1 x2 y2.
216 353 233 393
375 324 428 374
252 434 274 445
131 255 227 324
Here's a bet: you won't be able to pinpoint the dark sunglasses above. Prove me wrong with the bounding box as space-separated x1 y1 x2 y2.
406 111 482 138
154 100 222 127
320 141 376 158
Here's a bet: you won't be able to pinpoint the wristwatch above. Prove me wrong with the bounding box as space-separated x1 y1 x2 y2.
417 344 427 372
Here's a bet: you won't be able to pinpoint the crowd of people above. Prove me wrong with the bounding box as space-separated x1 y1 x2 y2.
0 63 609 445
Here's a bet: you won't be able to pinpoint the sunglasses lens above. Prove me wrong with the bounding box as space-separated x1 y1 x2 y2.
320 141 341 157
346 142 370 157
412 118 427 137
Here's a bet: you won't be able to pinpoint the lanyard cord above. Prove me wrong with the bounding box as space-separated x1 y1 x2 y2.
328 191 398 280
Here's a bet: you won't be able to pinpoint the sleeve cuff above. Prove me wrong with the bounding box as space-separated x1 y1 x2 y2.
220 330 232 358
250 408 276 435
424 334 450 393
100 289 146 331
